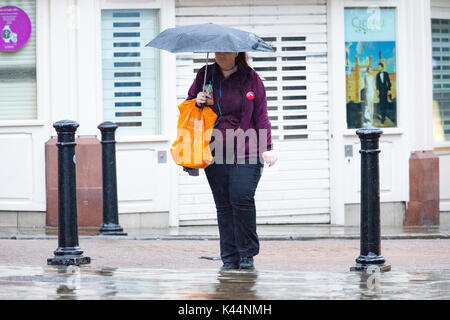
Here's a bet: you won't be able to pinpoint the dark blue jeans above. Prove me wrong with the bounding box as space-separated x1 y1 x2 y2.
204 154 264 264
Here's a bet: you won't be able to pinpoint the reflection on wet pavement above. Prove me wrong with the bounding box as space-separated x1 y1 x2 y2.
0 266 448 300
1 224 448 239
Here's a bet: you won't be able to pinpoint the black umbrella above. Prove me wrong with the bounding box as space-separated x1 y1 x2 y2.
145 23 274 89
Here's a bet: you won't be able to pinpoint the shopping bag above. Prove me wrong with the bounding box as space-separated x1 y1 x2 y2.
170 98 217 169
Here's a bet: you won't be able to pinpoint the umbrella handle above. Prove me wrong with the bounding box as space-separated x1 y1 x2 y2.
202 52 209 94
201 51 211 109
195 52 211 109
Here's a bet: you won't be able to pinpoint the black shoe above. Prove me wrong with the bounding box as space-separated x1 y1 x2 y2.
220 262 239 271
239 257 254 270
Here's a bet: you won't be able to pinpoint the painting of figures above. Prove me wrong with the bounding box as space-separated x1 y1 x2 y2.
345 8 397 128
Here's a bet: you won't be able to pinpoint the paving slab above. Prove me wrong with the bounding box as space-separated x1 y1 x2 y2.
0 238 449 272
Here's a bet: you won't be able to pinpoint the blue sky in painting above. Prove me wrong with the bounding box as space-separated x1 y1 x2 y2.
346 41 396 74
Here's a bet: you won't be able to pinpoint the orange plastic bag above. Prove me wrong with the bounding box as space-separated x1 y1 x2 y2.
170 98 218 169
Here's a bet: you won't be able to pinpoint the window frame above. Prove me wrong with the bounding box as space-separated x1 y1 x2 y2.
431 0 450 148
101 8 161 136
93 0 175 142
341 1 403 137
0 0 49 127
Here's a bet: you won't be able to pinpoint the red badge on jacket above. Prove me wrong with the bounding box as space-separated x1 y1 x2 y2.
246 91 255 100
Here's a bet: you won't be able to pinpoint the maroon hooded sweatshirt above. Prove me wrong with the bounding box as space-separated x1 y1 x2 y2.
187 62 273 163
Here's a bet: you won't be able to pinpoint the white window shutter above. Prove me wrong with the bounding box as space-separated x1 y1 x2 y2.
101 9 161 136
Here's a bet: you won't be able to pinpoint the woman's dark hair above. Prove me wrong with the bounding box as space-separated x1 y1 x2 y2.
235 52 252 70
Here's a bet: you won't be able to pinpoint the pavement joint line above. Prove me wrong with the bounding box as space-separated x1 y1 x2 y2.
0 233 448 241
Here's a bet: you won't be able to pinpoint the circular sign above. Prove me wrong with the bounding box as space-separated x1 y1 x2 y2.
0 6 32 52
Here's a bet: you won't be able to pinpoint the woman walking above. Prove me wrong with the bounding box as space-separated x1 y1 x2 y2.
186 52 278 271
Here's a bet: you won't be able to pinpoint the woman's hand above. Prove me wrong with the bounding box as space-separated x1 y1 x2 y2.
196 92 214 107
262 150 278 167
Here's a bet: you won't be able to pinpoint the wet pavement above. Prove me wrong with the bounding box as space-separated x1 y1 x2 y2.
0 224 448 240
0 265 449 300
0 224 448 300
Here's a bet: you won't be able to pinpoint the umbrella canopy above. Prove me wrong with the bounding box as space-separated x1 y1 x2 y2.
145 22 274 53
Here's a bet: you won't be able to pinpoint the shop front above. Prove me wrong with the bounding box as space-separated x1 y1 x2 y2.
0 0 447 228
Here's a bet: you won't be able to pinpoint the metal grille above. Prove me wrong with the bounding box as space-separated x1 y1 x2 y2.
252 35 327 141
175 0 330 225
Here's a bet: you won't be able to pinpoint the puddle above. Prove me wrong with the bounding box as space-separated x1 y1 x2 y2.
0 265 448 300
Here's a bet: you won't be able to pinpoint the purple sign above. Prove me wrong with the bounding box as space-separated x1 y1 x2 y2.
0 6 32 52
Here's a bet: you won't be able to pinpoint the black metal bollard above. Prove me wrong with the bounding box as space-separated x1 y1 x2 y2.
48 120 91 266
350 127 390 272
98 121 127 236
